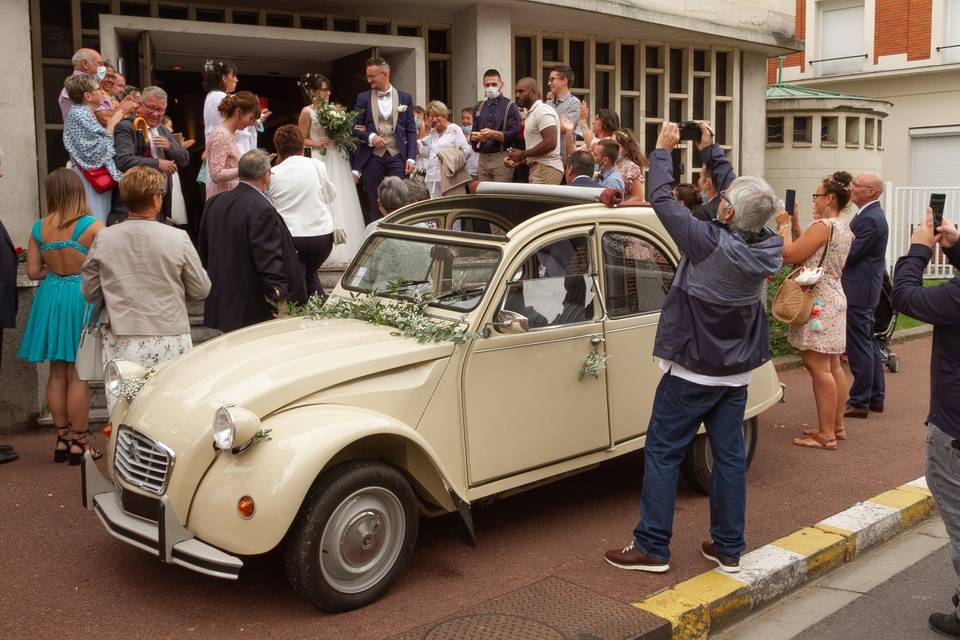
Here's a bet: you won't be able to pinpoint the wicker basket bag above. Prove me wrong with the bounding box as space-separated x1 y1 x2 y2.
772 224 833 327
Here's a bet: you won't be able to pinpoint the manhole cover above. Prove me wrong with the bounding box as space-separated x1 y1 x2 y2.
424 614 566 640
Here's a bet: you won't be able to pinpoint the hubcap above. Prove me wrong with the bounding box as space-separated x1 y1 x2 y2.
319 487 405 594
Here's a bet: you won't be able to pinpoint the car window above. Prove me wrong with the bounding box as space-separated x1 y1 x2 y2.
502 236 596 329
602 232 675 317
451 217 508 235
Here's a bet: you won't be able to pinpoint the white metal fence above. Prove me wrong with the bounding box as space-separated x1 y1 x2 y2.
886 184 960 279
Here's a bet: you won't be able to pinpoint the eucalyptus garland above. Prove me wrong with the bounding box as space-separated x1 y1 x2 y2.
578 345 609 381
290 293 483 345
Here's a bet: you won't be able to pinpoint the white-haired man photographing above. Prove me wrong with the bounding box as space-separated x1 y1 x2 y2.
605 121 783 575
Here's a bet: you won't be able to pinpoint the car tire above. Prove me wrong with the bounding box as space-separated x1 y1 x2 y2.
283 460 419 612
682 416 759 495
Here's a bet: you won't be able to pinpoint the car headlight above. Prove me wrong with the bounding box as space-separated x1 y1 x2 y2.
213 405 261 451
104 359 147 401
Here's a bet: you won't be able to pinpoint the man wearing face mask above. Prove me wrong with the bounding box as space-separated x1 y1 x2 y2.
593 139 625 192
469 69 521 182
58 49 136 127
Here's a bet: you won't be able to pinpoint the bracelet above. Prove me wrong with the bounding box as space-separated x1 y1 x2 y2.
778 224 790 233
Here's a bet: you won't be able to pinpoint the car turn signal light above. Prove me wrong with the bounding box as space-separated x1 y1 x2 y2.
102 423 112 439
237 496 255 519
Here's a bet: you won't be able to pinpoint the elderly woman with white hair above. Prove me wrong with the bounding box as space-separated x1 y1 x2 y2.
418 100 474 198
605 121 782 576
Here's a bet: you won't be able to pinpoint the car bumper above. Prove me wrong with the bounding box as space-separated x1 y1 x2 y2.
81 452 243 580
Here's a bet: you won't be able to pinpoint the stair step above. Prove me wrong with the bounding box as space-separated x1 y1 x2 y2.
191 325 221 345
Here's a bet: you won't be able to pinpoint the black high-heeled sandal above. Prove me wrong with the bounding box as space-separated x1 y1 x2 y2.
54 425 71 463
68 428 102 466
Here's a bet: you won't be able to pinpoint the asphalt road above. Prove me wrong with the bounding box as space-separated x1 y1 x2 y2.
0 336 935 640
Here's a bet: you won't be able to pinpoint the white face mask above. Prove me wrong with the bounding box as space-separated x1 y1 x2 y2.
484 86 501 100
95 66 107 81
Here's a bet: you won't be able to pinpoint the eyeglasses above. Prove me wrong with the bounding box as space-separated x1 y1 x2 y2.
719 191 732 207
812 193 830 200
141 103 165 114
365 71 385 80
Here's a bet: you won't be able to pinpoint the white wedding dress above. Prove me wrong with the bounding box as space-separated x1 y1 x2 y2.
306 105 366 266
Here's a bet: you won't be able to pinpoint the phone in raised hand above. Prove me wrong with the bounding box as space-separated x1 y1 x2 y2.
784 189 796 216
930 193 946 233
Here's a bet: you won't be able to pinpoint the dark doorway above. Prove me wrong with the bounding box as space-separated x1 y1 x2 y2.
330 48 375 109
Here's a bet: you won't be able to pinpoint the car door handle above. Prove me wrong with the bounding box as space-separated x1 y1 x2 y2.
590 335 605 345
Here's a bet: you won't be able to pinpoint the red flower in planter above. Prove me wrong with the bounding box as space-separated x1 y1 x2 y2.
15 246 27 263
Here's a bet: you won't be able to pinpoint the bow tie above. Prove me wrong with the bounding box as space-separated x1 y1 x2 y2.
377 90 391 99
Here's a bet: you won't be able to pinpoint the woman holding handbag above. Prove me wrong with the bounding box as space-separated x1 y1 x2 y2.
776 171 855 450
62 74 127 223
81 166 210 415
268 124 339 298
18 169 103 464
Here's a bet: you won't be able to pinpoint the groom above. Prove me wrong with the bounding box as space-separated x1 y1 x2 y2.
351 56 417 219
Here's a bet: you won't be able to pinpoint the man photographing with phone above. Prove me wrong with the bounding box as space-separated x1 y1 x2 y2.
891 208 960 638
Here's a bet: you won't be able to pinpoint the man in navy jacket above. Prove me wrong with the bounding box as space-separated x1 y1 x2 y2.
841 174 888 418
604 122 782 575
0 215 20 463
351 56 418 220
891 210 960 637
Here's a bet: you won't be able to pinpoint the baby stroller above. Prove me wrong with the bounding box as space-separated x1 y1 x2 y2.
875 271 900 373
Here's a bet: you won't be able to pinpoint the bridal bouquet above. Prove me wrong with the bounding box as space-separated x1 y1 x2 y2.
313 99 361 157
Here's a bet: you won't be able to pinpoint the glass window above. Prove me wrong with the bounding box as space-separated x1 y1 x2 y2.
40 0 73 59
398 25 420 37
865 118 875 148
693 49 708 72
845 117 860 146
645 74 661 118
365 22 389 34
569 40 586 88
342 236 501 312
669 48 685 93
514 36 533 84
602 233 675 317
43 64 72 125
195 9 225 22
596 42 611 66
645 46 661 69
767 117 784 144
877 119 883 147
644 122 660 157
716 52 730 96
266 14 293 27
80 1 111 31
119 2 150 17
620 44 636 91
793 116 812 144
542 38 560 63
595 70 611 110
502 236 595 329
428 60 449 104
81 34 100 52
46 129 70 174
158 5 188 20
619 97 636 131
821 116 838 145
333 18 359 32
668 98 685 123
452 217 508 235
715 101 729 145
232 11 258 25
819 3 865 75
693 77 707 120
428 29 449 54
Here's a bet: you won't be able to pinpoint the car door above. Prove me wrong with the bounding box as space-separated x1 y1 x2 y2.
599 227 678 443
462 229 610 485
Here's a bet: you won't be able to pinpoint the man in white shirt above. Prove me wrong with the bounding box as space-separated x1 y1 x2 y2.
507 77 563 185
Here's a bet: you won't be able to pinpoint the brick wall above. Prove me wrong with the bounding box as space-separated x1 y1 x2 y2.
875 0 932 63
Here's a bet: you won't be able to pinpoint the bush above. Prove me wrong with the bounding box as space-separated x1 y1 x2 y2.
766 266 796 358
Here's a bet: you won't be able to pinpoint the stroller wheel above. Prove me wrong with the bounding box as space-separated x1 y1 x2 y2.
887 354 901 373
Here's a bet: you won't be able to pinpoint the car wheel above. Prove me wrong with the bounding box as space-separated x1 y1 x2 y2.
682 416 759 495
283 460 419 612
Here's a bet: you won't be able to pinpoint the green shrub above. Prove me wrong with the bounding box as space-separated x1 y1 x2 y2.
766 266 796 358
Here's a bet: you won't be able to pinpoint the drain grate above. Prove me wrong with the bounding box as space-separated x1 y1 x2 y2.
393 577 670 640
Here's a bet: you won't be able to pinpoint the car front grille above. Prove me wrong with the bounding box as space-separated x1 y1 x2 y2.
114 426 174 495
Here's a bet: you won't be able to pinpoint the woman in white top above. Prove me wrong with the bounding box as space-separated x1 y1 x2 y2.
198 60 270 187
268 125 337 298
297 73 366 267
419 100 473 198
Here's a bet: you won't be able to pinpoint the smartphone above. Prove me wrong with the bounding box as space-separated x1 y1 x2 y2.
931 193 946 232
784 189 796 216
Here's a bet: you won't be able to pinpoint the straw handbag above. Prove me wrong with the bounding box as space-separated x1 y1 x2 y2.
772 224 833 327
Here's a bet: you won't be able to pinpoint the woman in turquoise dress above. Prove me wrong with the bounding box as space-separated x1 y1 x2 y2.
19 168 104 465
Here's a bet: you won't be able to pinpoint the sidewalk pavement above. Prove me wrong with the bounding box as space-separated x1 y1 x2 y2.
714 516 953 640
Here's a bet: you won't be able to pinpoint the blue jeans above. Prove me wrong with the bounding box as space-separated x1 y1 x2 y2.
926 423 960 621
633 373 749 562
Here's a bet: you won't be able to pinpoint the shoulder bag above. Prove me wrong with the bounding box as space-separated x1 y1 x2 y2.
76 301 105 382
81 167 116 194
772 223 834 327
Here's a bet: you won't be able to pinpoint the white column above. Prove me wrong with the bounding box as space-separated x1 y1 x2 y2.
0 0 40 246
452 5 512 115
740 50 767 179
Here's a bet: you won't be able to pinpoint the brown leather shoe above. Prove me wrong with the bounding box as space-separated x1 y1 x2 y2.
870 403 884 413
604 543 669 573
701 541 741 573
844 406 869 419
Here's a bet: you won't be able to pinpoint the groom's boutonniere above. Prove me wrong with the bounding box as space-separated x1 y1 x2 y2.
397 105 408 113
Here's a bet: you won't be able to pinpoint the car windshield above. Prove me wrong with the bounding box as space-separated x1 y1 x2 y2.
342 235 501 311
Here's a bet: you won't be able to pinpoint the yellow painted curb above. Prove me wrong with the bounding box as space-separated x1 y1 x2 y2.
869 488 934 529
672 571 751 628
897 483 934 498
815 523 857 560
634 588 708 640
771 527 847 578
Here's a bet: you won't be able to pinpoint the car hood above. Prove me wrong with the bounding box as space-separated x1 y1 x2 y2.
117 317 455 515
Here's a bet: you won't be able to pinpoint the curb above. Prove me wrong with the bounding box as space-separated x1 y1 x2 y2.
633 476 935 640
773 324 932 373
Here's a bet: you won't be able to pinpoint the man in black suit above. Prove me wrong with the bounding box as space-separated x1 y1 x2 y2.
109 86 189 225
199 150 306 333
1 211 21 463
842 173 889 419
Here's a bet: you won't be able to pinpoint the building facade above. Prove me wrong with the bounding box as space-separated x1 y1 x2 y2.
769 0 960 190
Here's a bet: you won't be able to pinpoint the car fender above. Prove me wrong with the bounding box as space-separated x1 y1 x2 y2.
186 404 463 556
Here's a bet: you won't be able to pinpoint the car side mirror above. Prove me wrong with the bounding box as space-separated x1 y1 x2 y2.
492 309 529 334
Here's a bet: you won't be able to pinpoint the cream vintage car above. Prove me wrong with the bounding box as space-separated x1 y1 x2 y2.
82 183 784 612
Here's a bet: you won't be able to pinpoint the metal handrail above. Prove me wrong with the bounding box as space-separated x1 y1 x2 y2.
808 53 867 65
936 44 960 51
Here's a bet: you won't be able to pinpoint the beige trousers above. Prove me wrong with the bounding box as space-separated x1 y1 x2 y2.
477 151 515 182
528 162 564 185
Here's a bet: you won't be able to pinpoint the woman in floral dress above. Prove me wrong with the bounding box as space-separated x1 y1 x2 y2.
613 128 647 200
776 171 855 450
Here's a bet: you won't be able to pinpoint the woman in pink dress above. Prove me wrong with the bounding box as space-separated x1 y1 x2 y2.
613 128 648 200
205 91 260 200
776 171 855 450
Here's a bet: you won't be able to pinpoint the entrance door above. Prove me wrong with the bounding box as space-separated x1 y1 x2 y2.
463 231 610 485
138 31 154 88
598 227 677 443
330 48 376 108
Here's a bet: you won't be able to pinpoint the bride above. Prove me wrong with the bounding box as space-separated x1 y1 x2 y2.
297 73 367 266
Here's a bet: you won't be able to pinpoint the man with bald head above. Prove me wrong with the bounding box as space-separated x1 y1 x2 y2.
842 173 889 419
58 49 135 126
507 77 563 184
